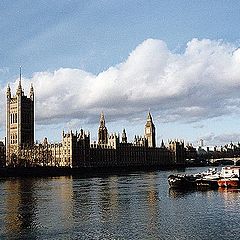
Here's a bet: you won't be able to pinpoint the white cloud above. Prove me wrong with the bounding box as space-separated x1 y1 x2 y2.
1 38 240 137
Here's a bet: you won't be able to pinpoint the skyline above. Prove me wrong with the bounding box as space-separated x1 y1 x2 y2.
1 1 240 146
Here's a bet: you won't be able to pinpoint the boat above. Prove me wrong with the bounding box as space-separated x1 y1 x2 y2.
196 178 219 189
168 166 240 189
168 167 223 189
195 168 221 189
217 177 239 188
217 166 240 188
168 174 198 189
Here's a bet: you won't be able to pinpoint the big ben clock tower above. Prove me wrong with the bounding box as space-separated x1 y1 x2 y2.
144 111 156 148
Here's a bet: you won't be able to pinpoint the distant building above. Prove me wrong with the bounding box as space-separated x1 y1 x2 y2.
6 73 34 166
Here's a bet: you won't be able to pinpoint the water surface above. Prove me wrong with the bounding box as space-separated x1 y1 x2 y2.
0 167 239 239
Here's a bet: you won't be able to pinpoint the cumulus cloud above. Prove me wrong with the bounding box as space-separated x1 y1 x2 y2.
1 38 240 132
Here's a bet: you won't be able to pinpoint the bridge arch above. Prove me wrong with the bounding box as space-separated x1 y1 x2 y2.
213 159 235 166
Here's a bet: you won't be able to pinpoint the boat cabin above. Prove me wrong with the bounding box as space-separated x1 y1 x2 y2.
221 166 240 178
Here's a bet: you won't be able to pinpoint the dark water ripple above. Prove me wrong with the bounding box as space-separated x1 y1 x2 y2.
0 167 239 239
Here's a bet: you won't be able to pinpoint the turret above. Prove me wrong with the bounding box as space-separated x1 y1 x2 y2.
16 80 22 96
98 112 108 145
161 139 165 148
100 111 105 126
6 84 11 99
30 83 34 101
122 128 127 143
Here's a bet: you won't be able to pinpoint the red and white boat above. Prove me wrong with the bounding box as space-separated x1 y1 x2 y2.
217 166 240 188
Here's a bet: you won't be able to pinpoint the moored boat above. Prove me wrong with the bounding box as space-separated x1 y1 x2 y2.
168 166 240 189
217 177 239 188
168 174 198 189
196 178 219 189
168 167 222 189
195 168 221 189
217 166 240 188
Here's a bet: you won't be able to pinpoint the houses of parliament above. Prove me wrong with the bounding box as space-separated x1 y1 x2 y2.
0 77 187 169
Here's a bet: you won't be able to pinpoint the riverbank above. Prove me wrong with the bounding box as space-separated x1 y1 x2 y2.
0 164 188 177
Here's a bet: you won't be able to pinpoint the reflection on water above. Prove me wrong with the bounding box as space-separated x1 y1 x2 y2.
4 178 37 239
145 173 159 236
218 188 240 213
168 188 197 198
0 168 239 239
0 176 74 239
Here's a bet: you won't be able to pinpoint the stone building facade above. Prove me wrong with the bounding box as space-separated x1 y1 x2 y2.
5 81 185 168
41 129 90 167
69 113 184 168
168 140 185 165
6 78 34 166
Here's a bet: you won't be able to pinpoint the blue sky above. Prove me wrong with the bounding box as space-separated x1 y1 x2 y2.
1 1 240 146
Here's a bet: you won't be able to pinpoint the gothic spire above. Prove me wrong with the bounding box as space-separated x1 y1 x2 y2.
17 66 22 95
19 66 22 88
147 111 153 122
98 111 108 145
6 84 11 98
30 83 34 100
7 84 11 92
161 139 165 148
122 128 127 143
100 111 105 126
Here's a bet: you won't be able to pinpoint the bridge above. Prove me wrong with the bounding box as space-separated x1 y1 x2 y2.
209 157 240 166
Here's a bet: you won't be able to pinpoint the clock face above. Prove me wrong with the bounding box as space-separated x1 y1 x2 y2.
146 128 150 134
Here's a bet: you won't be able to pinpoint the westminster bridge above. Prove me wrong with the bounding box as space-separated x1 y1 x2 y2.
209 157 240 165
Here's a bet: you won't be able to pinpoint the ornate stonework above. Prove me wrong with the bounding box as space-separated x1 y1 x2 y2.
144 111 156 148
6 80 34 166
98 112 108 145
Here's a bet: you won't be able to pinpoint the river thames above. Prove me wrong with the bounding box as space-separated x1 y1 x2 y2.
0 167 239 239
